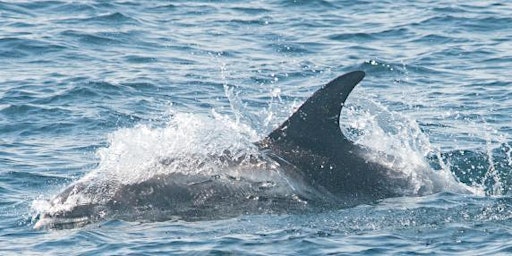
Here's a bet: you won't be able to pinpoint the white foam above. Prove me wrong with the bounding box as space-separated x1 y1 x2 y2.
86 111 260 185
342 98 483 196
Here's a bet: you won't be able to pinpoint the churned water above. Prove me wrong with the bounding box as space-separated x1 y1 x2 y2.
1 0 512 255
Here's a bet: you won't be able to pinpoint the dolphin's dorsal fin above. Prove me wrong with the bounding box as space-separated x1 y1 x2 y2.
261 71 365 149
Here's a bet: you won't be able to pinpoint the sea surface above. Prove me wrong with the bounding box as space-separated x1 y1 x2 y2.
1 0 512 255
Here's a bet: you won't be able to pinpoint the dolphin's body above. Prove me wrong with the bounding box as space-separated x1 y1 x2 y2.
34 71 413 229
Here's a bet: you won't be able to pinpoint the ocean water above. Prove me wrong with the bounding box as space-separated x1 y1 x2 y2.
1 0 512 254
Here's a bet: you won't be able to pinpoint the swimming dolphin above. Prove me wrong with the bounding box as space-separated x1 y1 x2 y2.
34 71 412 229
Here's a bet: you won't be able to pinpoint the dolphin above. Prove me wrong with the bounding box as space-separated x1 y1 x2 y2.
34 71 413 229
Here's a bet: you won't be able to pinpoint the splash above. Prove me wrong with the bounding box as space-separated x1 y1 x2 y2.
438 126 512 196
341 97 483 196
93 111 259 183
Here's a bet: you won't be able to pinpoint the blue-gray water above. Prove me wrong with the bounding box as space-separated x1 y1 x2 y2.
1 0 512 255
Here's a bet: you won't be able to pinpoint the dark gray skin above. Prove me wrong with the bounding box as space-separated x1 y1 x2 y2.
34 71 411 229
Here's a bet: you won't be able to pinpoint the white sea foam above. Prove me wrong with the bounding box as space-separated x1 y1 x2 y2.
342 98 484 196
86 111 259 183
